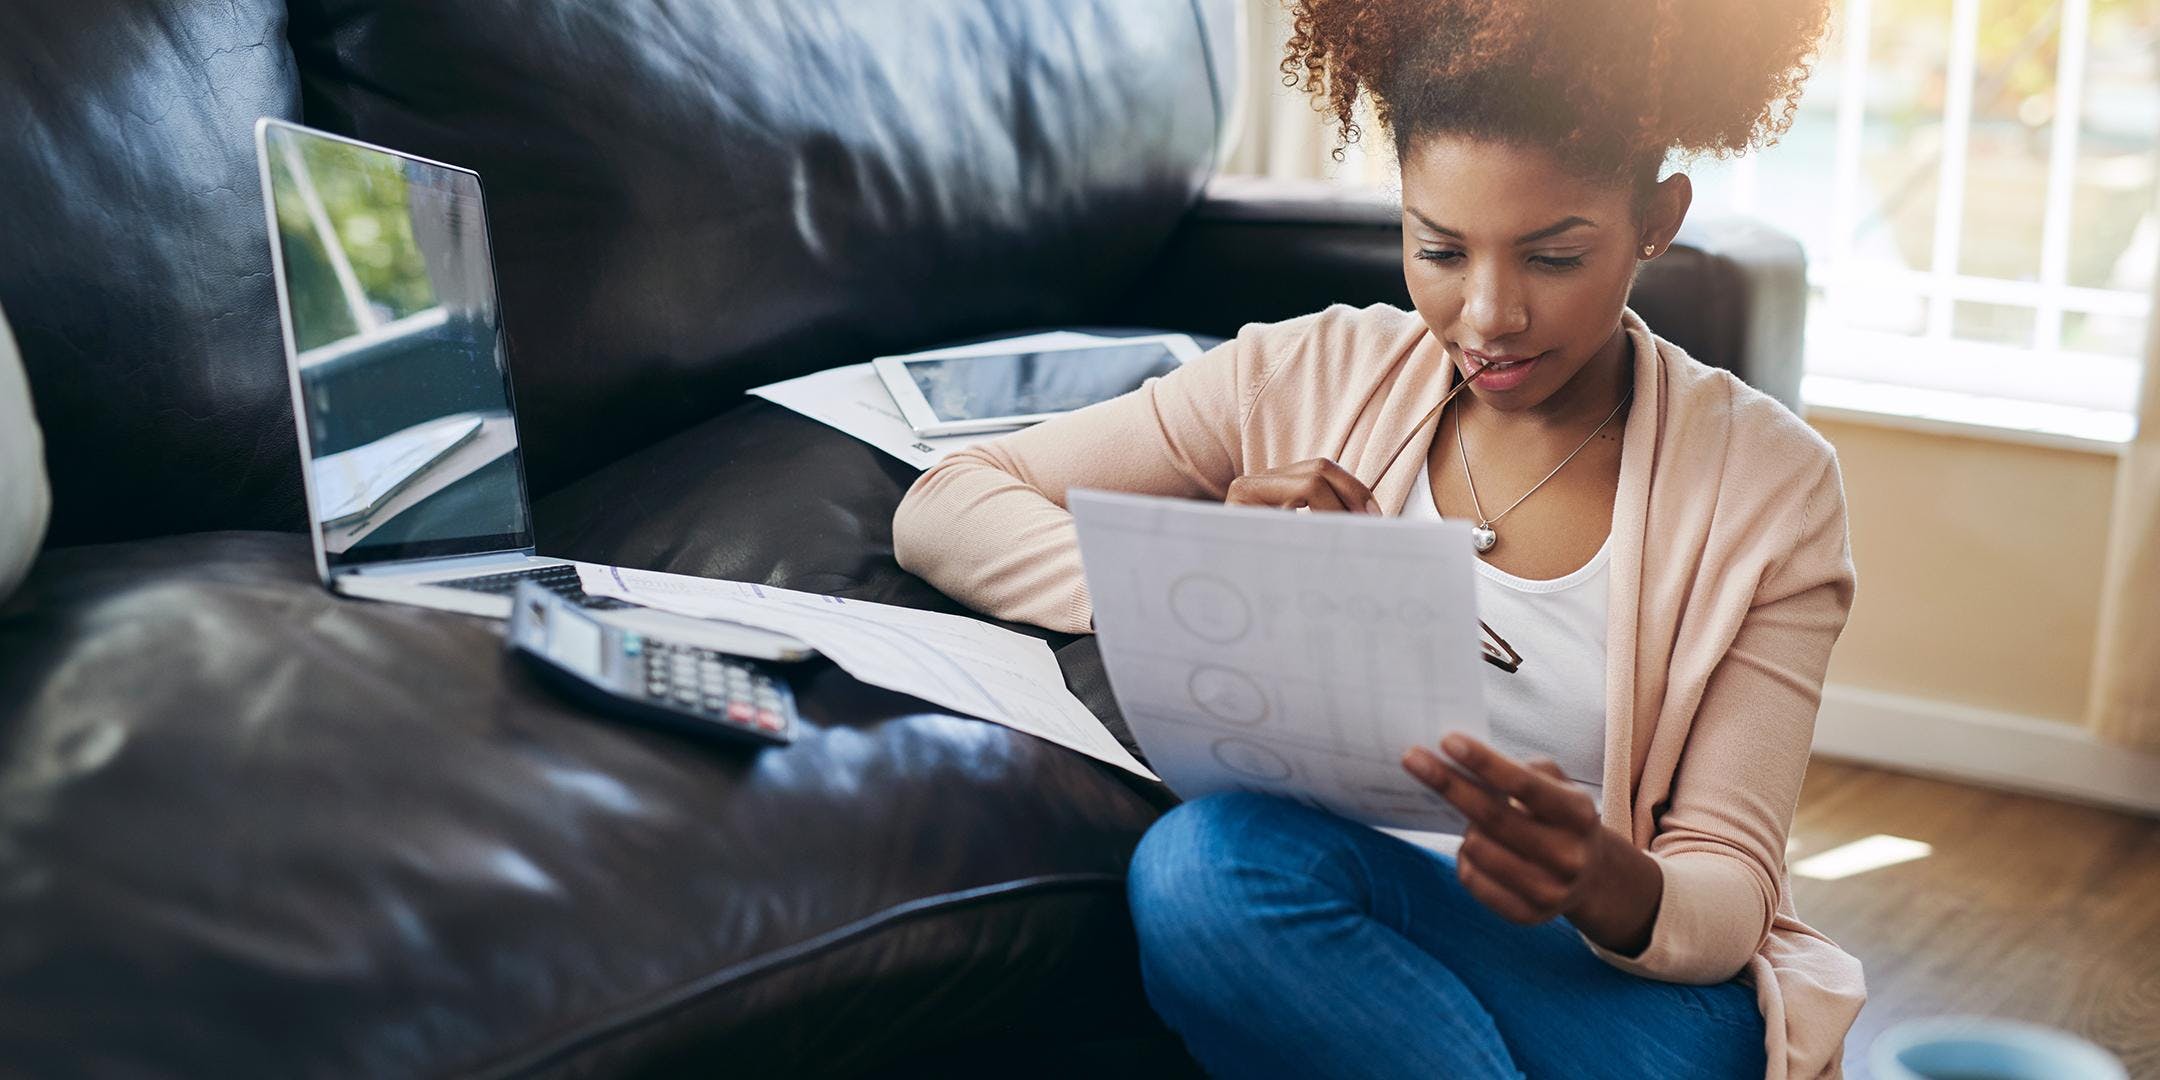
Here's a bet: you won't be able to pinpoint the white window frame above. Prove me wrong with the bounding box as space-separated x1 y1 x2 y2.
1724 0 2150 439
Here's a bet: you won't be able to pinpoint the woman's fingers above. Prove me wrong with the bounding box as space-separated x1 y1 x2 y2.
1403 746 1587 877
1460 827 1570 916
1224 459 1378 513
1454 838 1548 925
1527 758 1569 781
1229 472 1349 512
1309 458 1382 515
1401 744 1490 799
1445 773 1584 877
1223 473 1283 508
1443 734 1600 833
1302 482 1350 513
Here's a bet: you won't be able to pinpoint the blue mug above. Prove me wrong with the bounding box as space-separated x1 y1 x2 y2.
1869 1016 2126 1080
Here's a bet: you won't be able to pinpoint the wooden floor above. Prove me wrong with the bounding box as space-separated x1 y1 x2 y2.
1788 759 2160 1078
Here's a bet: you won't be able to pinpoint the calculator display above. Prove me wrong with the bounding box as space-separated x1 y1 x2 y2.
543 611 605 675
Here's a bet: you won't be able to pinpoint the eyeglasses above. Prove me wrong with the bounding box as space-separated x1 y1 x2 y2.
1480 620 1522 674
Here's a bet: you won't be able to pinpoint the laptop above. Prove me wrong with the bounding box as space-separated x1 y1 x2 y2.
254 118 813 661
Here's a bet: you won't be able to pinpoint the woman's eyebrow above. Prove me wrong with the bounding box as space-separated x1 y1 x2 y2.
1404 208 1599 244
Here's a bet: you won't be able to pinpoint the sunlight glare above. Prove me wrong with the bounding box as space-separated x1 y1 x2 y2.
1791 834 1933 881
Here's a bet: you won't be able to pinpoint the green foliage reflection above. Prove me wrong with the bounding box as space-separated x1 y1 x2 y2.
269 134 437 352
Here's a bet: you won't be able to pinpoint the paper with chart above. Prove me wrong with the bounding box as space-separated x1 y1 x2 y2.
575 566 1157 781
748 331 1115 469
1069 489 1488 833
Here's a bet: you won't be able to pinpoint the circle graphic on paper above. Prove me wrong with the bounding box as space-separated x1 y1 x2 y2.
1211 737 1294 781
1188 665 1269 725
1170 574 1252 644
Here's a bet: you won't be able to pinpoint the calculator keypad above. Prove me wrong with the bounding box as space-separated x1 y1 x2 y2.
633 637 791 735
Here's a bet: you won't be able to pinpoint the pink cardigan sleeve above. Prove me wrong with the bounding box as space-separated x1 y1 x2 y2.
1587 445 1856 984
892 321 1291 635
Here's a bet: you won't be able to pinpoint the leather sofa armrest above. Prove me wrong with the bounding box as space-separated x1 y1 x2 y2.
1635 213 1808 412
1111 177 1808 411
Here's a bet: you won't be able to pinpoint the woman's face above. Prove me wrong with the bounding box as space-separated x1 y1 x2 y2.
1398 135 1688 414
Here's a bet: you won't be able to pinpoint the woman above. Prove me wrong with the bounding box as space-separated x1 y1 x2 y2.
892 0 1863 1075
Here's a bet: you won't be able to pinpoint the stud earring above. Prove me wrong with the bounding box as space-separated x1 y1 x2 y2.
1641 244 1657 257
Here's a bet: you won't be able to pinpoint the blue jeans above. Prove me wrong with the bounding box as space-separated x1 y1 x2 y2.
1127 792 1768 1079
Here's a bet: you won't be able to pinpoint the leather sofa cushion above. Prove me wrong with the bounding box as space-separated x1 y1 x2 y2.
0 324 1219 1072
0 0 305 545
288 0 1237 498
0 530 1174 1075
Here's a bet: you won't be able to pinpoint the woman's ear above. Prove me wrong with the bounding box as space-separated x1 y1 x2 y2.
1641 172 1693 256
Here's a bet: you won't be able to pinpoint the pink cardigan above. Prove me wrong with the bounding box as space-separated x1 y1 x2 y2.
893 304 1867 1079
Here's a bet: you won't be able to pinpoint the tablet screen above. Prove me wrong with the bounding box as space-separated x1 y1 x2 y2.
904 342 1182 423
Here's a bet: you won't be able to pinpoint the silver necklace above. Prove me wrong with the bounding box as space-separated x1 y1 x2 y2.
1455 389 1631 553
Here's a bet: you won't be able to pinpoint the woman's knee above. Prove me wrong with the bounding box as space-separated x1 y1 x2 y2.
1127 792 1347 938
1127 794 1314 1005
1132 791 1289 883
1130 793 1257 925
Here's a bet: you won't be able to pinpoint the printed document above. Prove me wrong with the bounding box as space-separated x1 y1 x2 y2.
1069 489 1489 833
576 566 1156 781
748 331 1114 469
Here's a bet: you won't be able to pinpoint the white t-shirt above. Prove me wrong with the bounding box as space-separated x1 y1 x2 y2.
1394 459 1608 853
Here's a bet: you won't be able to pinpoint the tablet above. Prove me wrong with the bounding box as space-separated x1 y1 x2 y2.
873 334 1203 437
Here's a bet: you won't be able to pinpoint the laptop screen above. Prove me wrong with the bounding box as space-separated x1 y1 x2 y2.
259 120 533 570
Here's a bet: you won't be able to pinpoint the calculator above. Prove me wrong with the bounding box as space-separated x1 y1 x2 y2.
506 581 797 748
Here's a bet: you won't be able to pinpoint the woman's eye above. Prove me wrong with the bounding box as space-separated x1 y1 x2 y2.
1416 249 1582 270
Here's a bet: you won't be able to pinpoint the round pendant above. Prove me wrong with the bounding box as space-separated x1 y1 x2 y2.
1471 523 1498 552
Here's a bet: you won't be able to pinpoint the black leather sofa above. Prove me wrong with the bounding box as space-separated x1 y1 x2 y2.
0 1 1807 1075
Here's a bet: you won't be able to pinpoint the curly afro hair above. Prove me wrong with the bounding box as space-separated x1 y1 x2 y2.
1282 0 1833 186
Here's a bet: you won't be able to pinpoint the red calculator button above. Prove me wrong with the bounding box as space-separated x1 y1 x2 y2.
755 709 783 731
726 702 755 724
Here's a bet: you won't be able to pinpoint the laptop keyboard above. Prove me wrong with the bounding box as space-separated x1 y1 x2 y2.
436 564 632 610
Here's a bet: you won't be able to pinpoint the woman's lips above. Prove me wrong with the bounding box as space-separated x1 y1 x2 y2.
1462 348 1544 391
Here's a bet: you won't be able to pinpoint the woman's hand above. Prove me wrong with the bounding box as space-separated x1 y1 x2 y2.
1402 733 1661 956
1225 458 1380 514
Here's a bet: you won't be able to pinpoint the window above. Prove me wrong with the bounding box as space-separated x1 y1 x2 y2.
1687 0 2155 434
1226 0 2157 442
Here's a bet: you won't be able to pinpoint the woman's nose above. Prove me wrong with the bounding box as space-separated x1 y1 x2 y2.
1462 266 1530 339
